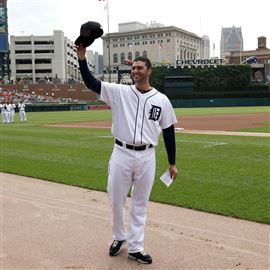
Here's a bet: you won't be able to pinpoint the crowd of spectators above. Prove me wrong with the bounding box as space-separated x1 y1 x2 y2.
0 87 79 105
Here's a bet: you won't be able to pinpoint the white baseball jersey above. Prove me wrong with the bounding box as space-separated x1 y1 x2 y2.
18 103 27 122
0 103 6 113
18 103 26 111
11 103 16 111
0 103 7 124
99 82 177 254
99 82 177 146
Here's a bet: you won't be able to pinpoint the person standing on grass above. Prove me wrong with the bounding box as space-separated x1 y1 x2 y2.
18 98 27 123
10 100 16 123
5 100 11 124
0 100 7 124
75 21 178 265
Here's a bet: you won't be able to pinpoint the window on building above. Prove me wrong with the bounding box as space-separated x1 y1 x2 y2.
128 52 132 60
16 69 32 73
15 41 31 45
35 69 52 73
113 53 118 63
16 59 32 64
143 51 147 57
135 51 140 58
15 50 32 54
34 50 54 53
34 40 54 45
121 53 125 64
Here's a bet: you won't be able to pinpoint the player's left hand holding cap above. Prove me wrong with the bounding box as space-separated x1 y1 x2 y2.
75 21 104 48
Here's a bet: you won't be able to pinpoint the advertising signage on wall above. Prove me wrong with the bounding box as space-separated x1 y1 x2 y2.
0 34 7 52
176 58 224 66
0 0 8 52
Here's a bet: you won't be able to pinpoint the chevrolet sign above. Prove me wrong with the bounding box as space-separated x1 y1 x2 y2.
176 59 223 66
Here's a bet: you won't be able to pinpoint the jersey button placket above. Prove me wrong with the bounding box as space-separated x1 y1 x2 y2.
136 98 146 144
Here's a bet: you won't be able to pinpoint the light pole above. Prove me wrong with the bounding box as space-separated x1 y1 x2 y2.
105 0 111 82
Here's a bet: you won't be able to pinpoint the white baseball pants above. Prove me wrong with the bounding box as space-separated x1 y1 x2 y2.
5 111 10 123
10 110 15 123
20 110 27 122
1 111 7 123
107 144 156 253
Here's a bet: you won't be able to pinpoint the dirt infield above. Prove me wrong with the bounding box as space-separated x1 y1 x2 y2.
48 113 270 137
2 173 269 269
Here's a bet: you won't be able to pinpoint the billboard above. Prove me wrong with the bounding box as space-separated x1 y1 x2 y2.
0 0 8 52
0 34 7 52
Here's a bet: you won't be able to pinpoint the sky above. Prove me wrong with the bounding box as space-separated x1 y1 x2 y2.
7 0 270 57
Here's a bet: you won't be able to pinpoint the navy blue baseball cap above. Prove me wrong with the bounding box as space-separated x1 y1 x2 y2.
75 21 104 47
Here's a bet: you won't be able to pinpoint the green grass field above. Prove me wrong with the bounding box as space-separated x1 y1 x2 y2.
1 106 270 224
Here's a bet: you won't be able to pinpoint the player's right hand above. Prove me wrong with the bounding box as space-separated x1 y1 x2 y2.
75 44 86 61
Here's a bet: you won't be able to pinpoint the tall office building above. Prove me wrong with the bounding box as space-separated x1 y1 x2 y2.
200 35 210 59
220 26 243 59
86 50 103 76
0 0 9 82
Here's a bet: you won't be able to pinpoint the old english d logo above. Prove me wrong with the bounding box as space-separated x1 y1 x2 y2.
149 105 161 121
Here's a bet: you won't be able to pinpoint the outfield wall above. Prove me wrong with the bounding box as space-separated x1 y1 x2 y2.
171 97 270 108
24 103 110 112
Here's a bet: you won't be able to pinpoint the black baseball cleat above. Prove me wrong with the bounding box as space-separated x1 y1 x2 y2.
128 251 152 264
109 240 126 256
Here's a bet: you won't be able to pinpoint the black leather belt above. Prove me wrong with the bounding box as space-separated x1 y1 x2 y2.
115 139 153 151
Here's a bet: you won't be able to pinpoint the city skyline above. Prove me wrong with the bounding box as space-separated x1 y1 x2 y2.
7 0 270 57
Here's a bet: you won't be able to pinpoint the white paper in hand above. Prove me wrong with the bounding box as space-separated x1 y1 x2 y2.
160 170 173 187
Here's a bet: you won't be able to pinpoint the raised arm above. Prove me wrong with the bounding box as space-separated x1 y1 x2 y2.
76 44 101 94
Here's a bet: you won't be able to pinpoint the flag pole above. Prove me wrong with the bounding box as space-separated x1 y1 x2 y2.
106 0 111 82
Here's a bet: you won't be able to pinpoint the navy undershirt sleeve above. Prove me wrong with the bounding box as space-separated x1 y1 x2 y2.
162 124 176 165
78 59 101 94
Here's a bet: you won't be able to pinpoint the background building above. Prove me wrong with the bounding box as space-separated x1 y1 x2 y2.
220 26 243 59
200 35 210 59
0 0 9 82
86 50 103 78
9 31 81 84
224 36 270 82
102 21 201 82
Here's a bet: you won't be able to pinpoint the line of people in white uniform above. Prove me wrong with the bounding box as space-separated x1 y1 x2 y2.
0 99 27 124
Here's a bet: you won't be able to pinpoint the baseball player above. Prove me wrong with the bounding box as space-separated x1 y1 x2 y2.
10 100 16 123
76 22 178 265
0 100 7 124
18 99 27 123
5 100 11 124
